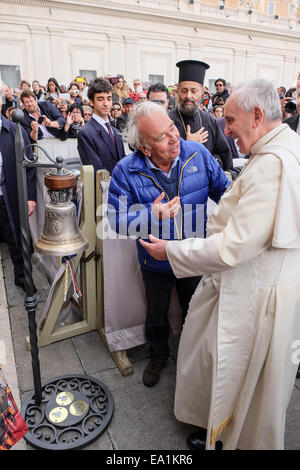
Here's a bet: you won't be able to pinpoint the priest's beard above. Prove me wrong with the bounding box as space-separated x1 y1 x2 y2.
178 98 202 117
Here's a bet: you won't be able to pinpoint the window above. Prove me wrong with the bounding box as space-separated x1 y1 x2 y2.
79 69 97 83
0 65 21 89
149 74 164 85
268 1 275 16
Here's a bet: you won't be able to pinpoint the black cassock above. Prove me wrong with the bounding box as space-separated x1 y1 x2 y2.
169 107 233 171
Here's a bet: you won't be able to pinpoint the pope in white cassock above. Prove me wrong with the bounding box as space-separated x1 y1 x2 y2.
140 79 300 450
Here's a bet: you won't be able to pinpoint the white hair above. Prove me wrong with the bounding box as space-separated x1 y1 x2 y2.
122 101 168 149
232 79 282 122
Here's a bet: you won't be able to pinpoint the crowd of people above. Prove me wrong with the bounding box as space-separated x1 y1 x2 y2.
2 72 298 159
0 74 240 142
1 61 300 452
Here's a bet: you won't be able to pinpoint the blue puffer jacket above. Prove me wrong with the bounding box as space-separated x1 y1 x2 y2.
108 138 230 273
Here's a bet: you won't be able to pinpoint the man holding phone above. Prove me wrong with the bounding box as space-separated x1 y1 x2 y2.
20 90 66 143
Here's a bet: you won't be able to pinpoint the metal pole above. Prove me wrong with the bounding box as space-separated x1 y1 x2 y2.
12 109 42 405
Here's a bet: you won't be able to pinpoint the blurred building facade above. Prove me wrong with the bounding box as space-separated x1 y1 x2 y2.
0 0 299 90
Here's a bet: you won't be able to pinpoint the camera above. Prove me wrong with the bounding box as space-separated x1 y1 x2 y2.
109 77 121 85
38 116 44 124
74 89 80 95
285 100 297 114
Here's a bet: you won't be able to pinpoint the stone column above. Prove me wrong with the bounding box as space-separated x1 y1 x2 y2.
48 27 68 84
28 26 52 84
245 50 257 80
232 48 247 84
124 35 139 88
107 33 126 76
174 41 190 83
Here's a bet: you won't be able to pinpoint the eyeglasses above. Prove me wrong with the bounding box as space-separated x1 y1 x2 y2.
112 108 121 111
215 84 224 87
84 112 92 116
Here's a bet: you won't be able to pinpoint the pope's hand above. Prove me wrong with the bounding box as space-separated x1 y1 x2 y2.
139 234 168 261
186 125 208 144
152 192 181 220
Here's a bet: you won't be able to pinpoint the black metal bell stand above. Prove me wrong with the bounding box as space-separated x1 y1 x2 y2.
12 109 113 450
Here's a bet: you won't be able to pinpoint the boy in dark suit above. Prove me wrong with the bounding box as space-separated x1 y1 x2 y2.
77 78 125 174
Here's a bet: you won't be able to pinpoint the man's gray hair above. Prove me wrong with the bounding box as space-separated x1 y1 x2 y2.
232 79 282 121
122 101 168 149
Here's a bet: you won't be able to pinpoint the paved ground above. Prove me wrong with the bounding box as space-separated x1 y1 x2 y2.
1 243 300 451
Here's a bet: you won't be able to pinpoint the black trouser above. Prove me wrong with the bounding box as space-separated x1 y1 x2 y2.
0 196 24 284
141 269 201 364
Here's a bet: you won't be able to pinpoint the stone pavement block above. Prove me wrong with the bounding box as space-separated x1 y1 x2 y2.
72 331 116 374
92 359 195 450
15 335 84 393
285 382 300 450
82 431 114 451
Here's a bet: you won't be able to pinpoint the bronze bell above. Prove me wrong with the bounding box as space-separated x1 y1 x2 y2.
35 168 89 256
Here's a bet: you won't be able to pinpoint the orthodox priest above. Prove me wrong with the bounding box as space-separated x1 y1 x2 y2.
140 79 300 450
169 60 233 171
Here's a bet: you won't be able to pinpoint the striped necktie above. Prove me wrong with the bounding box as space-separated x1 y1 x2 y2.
105 122 115 143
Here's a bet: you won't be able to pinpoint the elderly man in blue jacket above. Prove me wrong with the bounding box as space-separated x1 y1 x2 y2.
108 101 229 387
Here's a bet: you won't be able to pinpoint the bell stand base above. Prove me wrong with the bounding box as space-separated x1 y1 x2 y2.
21 373 114 450
25 165 133 377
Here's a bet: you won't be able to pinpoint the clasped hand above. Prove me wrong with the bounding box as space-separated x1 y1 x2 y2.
151 192 181 220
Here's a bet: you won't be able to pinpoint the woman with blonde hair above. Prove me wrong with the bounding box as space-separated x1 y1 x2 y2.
113 75 130 104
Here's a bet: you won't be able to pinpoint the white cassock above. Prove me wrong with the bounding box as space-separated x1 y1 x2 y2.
166 124 300 450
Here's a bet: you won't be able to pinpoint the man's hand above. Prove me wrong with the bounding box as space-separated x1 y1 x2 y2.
28 200 36 217
31 121 39 132
152 192 181 220
139 234 168 261
42 116 52 127
186 125 208 144
30 121 39 141
42 116 60 128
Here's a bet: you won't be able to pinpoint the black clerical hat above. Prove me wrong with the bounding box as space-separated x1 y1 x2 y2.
176 60 210 85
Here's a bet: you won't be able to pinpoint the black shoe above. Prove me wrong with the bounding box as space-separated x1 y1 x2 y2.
187 428 207 450
187 428 223 450
143 361 166 387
